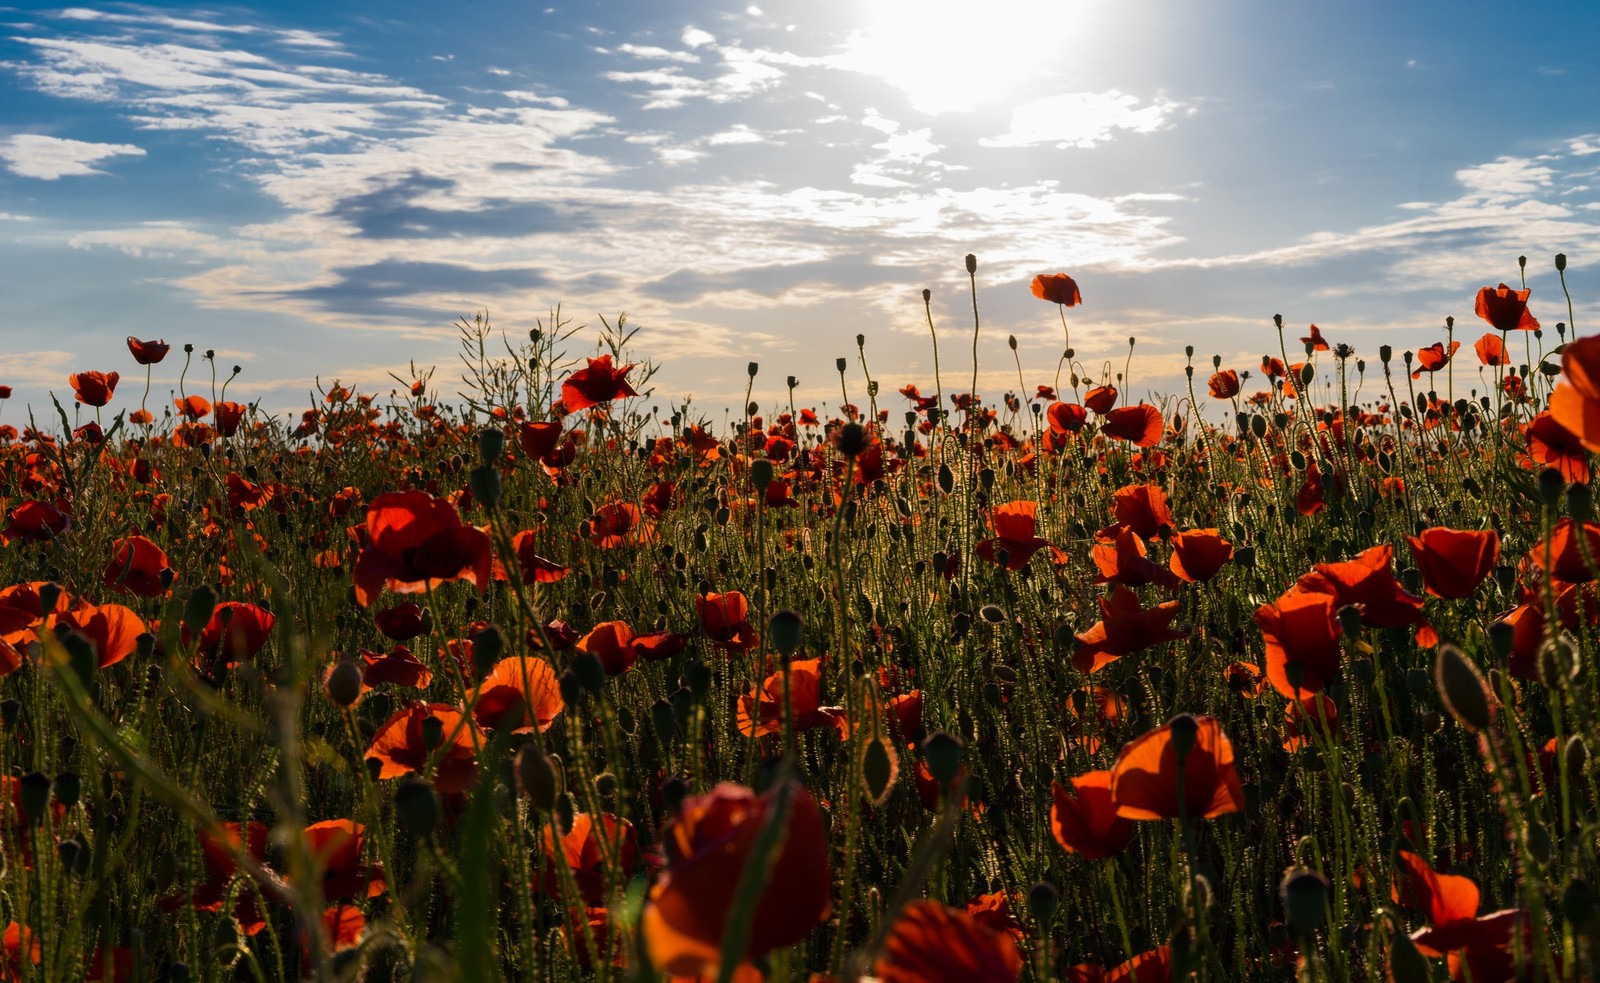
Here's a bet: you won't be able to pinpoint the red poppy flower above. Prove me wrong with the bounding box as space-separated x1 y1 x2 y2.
213 400 247 436
103 534 172 597
976 500 1059 570
1047 401 1089 435
1168 528 1233 583
875 900 1023 983
517 420 563 460
1301 324 1329 352
1207 370 1240 399
583 502 646 548
1281 692 1338 751
1224 660 1266 697
467 655 565 733
1392 850 1478 943
1072 585 1188 674
1474 283 1539 332
1532 518 1600 583
1091 527 1180 589
69 370 119 407
1050 771 1135 860
359 644 433 690
561 355 640 411
508 530 571 583
125 337 171 364
1101 404 1164 447
1411 340 1462 379
1294 545 1423 628
1084 385 1118 416
175 821 273 936
737 658 847 739
539 812 638 905
1524 410 1593 483
56 602 146 669
1104 947 1173 983
365 702 480 794
1407 527 1499 598
374 602 428 640
1031 272 1082 307
303 819 385 901
1255 589 1341 698
1109 714 1245 821
1473 332 1507 366
577 620 639 676
4 500 72 543
633 629 690 662
642 781 831 977
175 394 211 420
696 591 758 653
185 601 275 670
351 491 493 606
1108 482 1173 541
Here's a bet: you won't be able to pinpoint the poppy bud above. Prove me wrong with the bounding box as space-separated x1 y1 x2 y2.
420 715 445 750
1008 334 1017 351
57 836 83 872
183 584 217 636
650 698 677 745
1384 915 1431 981
1555 252 1568 273
1538 637 1578 687
1435 644 1493 733
52 772 81 809
571 651 606 692
1565 735 1589 786
768 609 803 656
470 624 505 678
324 659 362 708
1568 484 1594 523
1279 867 1330 935
1536 466 1566 508
395 777 441 836
1519 254 1527 270
477 427 504 464
965 253 977 274
922 731 963 786
1337 605 1363 639
18 772 50 824
469 464 501 508
1027 881 1059 924
685 661 712 697
979 604 1004 623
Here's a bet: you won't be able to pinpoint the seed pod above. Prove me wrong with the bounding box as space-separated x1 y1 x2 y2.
324 659 362 708
1280 867 1330 936
1435 644 1493 733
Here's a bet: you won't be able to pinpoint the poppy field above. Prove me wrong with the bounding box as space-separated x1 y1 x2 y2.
2 253 1598 982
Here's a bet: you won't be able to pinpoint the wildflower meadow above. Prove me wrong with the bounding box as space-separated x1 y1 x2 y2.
1 253 1597 982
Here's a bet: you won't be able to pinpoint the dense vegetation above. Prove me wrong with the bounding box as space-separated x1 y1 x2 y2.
0 254 1595 982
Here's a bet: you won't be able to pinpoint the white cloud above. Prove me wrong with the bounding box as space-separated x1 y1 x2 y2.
617 43 700 63
981 91 1187 149
682 27 716 48
707 125 764 145
0 134 146 179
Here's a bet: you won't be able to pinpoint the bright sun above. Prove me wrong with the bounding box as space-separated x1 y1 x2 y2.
833 0 1099 115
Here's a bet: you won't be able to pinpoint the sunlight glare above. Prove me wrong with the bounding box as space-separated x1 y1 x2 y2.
833 0 1085 114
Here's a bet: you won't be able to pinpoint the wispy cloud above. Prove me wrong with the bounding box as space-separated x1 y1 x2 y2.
980 91 1189 149
0 133 145 179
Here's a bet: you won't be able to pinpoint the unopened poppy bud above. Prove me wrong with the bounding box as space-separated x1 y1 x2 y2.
965 253 977 274
1563 879 1597 928
469 624 505 677
979 604 1004 623
1384 915 1431 981
3 698 24 730
324 659 362 708
834 421 868 458
420 715 445 750
1538 637 1578 687
395 777 441 836
937 462 954 494
183 584 217 635
1519 254 1527 270
1280 867 1330 935
38 582 64 618
1565 735 1589 785
52 772 81 809
1008 334 1017 351
768 609 803 656
1273 314 1283 329
558 669 581 707
746 361 759 379
469 464 501 508
650 698 677 744
1568 484 1594 522
750 458 774 493
57 837 82 872
1435 644 1493 733
1167 713 1200 759
477 427 504 464
1487 619 1515 659
18 772 50 824
685 661 712 697
1539 467 1566 506
1027 881 1059 924
1556 253 1568 273
922 730 964 786
1337 605 1363 639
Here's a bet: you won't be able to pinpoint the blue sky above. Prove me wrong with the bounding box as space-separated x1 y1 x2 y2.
2 0 1597 422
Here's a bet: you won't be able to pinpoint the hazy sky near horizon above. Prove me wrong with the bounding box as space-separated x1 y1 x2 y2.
2 0 1597 423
